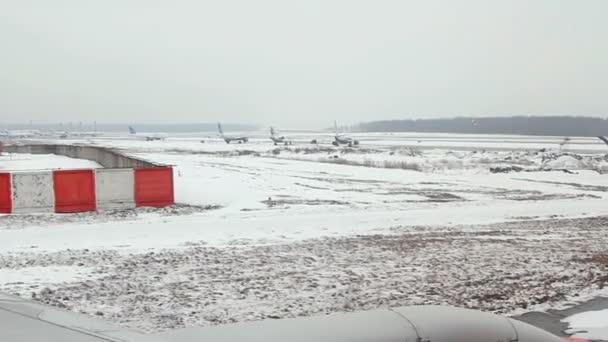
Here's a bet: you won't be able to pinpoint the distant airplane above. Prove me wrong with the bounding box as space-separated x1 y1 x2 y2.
332 121 359 147
68 131 102 138
599 136 608 146
218 123 249 144
128 126 167 141
270 127 292 145
0 129 41 138
559 137 571 152
55 131 102 139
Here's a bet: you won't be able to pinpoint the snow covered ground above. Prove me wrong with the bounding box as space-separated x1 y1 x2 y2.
27 130 608 154
565 308 608 340
0 134 607 336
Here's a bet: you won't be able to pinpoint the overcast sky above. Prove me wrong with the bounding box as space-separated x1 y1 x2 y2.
1 1 607 128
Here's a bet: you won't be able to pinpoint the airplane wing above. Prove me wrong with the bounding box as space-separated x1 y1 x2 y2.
1 291 566 342
0 292 156 342
158 309 417 342
158 305 563 342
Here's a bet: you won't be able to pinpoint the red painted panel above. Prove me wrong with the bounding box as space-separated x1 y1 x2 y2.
0 173 11 213
53 169 96 213
134 167 174 207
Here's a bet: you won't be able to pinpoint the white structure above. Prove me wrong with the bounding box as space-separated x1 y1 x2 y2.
95 168 135 210
11 171 55 213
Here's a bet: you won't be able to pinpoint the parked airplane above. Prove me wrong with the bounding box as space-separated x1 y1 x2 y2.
0 291 577 342
218 123 249 144
68 131 102 138
129 126 168 141
0 129 41 138
55 131 102 139
270 127 292 145
332 121 359 147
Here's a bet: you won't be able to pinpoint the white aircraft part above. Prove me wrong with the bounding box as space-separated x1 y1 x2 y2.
159 309 417 342
11 171 54 213
0 296 567 342
95 168 135 210
392 306 517 342
158 306 564 342
0 292 148 342
510 319 566 342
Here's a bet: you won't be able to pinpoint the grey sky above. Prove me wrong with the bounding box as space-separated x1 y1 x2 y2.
1 0 607 128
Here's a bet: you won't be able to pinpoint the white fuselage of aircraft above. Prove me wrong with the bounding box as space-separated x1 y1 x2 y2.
221 134 249 144
0 130 41 138
132 132 168 141
218 123 249 144
66 131 103 138
270 127 292 145
333 134 359 147
129 126 167 141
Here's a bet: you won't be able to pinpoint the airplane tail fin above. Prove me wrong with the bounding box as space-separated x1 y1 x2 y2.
270 127 276 136
599 136 608 146
128 126 136 135
217 123 224 136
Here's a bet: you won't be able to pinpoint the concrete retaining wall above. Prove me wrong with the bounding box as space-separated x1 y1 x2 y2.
1 144 174 213
1 168 173 213
11 171 55 213
95 168 135 210
3 144 162 168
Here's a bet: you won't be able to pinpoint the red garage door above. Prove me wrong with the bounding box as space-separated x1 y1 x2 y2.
134 167 175 207
53 170 96 213
0 173 11 213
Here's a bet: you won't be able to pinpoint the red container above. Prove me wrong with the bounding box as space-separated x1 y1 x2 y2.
53 169 96 213
0 173 12 213
134 167 174 207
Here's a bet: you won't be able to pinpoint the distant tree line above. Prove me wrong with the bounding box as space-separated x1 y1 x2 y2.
357 116 608 137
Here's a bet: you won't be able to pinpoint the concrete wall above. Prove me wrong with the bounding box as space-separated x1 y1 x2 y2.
3 144 163 168
12 171 55 213
95 168 135 210
1 144 175 214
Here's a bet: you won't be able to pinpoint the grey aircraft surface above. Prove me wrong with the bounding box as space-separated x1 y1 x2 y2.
270 127 292 145
0 291 579 342
218 123 249 144
129 126 168 141
0 129 41 139
332 121 359 147
599 136 608 146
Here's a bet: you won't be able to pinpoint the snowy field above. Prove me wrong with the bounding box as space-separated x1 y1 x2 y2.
1 133 607 338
